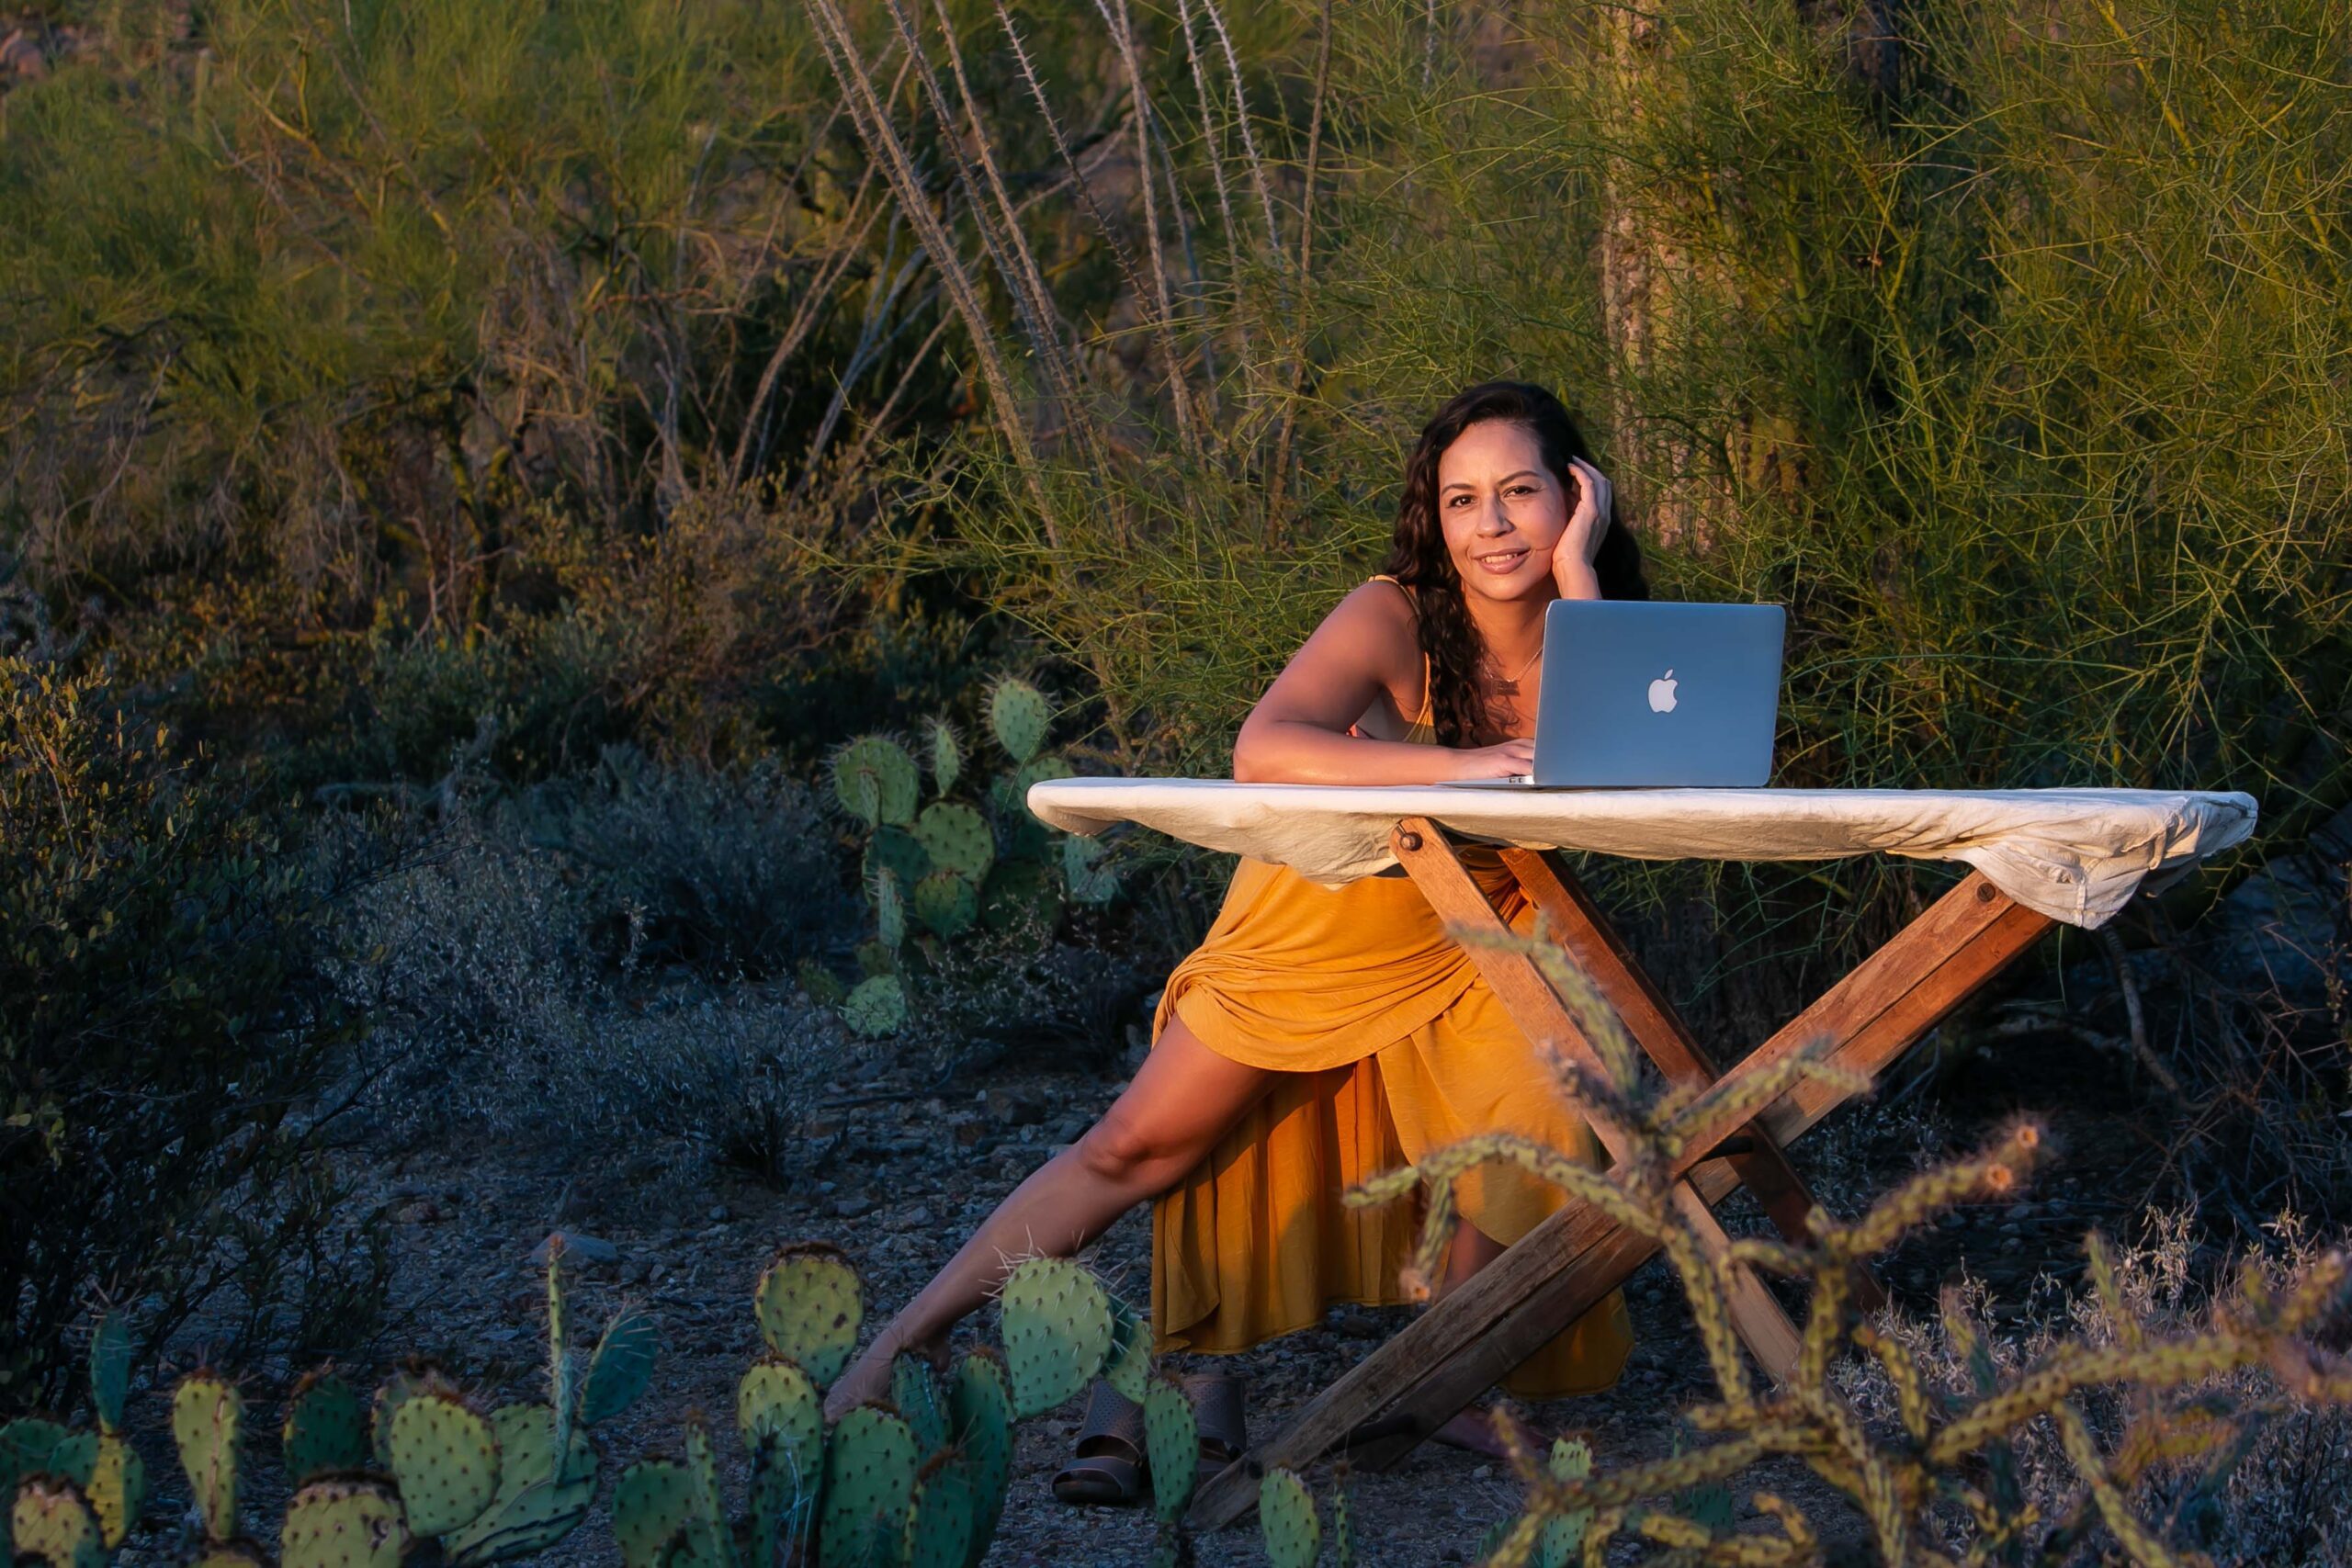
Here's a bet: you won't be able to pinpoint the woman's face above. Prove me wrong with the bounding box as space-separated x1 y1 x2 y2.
1435 419 1566 603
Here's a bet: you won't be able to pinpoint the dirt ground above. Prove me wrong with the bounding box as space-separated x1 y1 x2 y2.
96 1006 2181 1568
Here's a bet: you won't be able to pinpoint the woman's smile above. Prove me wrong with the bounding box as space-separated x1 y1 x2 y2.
1471 543 1532 575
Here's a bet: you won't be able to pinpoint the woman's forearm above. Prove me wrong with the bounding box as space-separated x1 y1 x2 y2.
1231 720 1456 785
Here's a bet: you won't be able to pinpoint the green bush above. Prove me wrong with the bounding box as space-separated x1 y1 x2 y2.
0 649 382 1406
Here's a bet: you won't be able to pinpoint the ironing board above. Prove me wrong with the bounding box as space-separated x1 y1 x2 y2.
1025 779 2256 1528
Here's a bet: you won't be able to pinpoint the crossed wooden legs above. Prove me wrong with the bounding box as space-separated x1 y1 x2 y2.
1188 824 2052 1529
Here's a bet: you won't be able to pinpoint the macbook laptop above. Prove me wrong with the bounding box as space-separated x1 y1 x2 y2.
1439 600 1785 788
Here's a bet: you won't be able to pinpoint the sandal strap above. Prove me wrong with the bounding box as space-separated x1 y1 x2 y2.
1069 1380 1147 1461
1177 1372 1248 1461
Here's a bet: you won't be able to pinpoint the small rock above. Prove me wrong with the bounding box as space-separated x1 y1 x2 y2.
1334 1313 1384 1339
833 1195 876 1220
986 1089 1048 1127
902 1205 934 1227
531 1231 620 1265
708 1204 730 1223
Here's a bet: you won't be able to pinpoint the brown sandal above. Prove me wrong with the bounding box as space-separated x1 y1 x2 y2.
1051 1382 1148 1506
1179 1372 1248 1483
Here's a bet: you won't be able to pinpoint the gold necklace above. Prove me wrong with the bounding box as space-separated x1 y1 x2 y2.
1496 645 1544 692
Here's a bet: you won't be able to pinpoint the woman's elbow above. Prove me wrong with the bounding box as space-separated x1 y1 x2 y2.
1230 728 1267 784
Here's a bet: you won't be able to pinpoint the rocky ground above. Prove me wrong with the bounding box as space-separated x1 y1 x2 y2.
100 1005 2188 1568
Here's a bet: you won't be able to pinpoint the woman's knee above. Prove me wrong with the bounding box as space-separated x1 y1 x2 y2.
1073 1105 1195 1193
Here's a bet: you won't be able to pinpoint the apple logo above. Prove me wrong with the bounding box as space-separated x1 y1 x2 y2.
1647 669 1679 714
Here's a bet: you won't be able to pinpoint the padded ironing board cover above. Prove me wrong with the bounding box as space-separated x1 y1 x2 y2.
1027 781 2257 929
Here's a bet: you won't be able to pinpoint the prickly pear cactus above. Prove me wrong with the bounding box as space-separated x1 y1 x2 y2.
920 717 962 797
368 1361 436 1472
281 1476 410 1568
11 1474 105 1568
871 866 907 952
284 1371 370 1488
1258 1468 1320 1568
582 1304 662 1427
817 1406 918 1568
387 1392 500 1537
1 1416 69 1559
82 1434 144 1549
753 1244 864 1389
862 829 932 904
1060 835 1119 905
978 859 1063 934
441 1404 597 1567
741 1359 824 1568
946 1354 1012 1568
1533 1438 1592 1568
1143 1379 1197 1526
797 960 848 1007
910 871 978 939
839 975 907 1038
171 1371 243 1543
986 679 1052 763
87 1314 131 1440
903 1459 974 1568
831 737 920 829
1332 1468 1356 1568
1102 1296 1151 1404
890 1356 950 1457
913 804 994 884
997 1258 1115 1419
613 1460 698 1568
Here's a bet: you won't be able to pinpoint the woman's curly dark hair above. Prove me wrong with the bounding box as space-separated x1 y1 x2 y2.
1380 380 1649 746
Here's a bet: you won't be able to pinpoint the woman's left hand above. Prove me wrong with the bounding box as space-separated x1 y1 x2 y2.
1553 457 1613 596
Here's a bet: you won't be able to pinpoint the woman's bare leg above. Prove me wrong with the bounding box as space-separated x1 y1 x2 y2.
823 1017 1272 1419
1428 1223 1522 1458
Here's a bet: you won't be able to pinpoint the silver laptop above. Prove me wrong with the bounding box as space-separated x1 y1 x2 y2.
1441 600 1785 788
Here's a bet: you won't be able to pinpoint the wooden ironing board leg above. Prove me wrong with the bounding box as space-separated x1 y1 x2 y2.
1186 826 2052 1530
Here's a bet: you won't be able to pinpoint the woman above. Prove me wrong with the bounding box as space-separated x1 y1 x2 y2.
822 380 1647 1483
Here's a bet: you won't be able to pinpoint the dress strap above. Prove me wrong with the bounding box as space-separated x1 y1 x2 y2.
1366 575 1436 734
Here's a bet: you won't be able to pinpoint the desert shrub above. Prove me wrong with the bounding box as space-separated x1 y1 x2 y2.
0 645 383 1407
319 779 859 1183
1345 927 2352 1564
515 742 853 984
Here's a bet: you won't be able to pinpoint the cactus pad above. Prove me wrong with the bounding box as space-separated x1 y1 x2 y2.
1 1416 68 1488
891 1355 950 1457
862 828 933 903
839 975 908 1038
986 679 1053 762
388 1393 500 1537
903 1461 975 1568
1059 835 1119 905
1257 1468 1320 1568
920 717 963 797
11 1475 105 1568
737 1358 824 1466
193 1544 273 1568
870 865 908 952
914 804 995 884
797 960 848 1007
582 1304 662 1427
1102 1295 1152 1405
88 1313 132 1438
910 871 978 939
45 1432 97 1489
1533 1437 1593 1568
1143 1379 1197 1525
612 1460 698 1568
947 1354 1012 1568
997 1258 1115 1419
171 1371 244 1543
979 859 1063 934
817 1406 918 1568
830 738 920 828
281 1476 410 1568
753 1244 864 1388
284 1371 370 1487
368 1362 437 1471
85 1435 146 1548
441 1403 598 1567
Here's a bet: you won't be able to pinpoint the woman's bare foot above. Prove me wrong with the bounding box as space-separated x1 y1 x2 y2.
821 1322 949 1422
1430 1405 1526 1461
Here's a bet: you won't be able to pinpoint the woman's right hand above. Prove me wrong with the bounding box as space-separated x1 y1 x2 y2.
1447 738 1537 780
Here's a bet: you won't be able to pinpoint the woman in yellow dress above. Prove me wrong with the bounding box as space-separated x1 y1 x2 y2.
822 380 1649 1474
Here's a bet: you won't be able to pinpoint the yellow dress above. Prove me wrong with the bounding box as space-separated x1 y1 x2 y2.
1148 581 1635 1398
